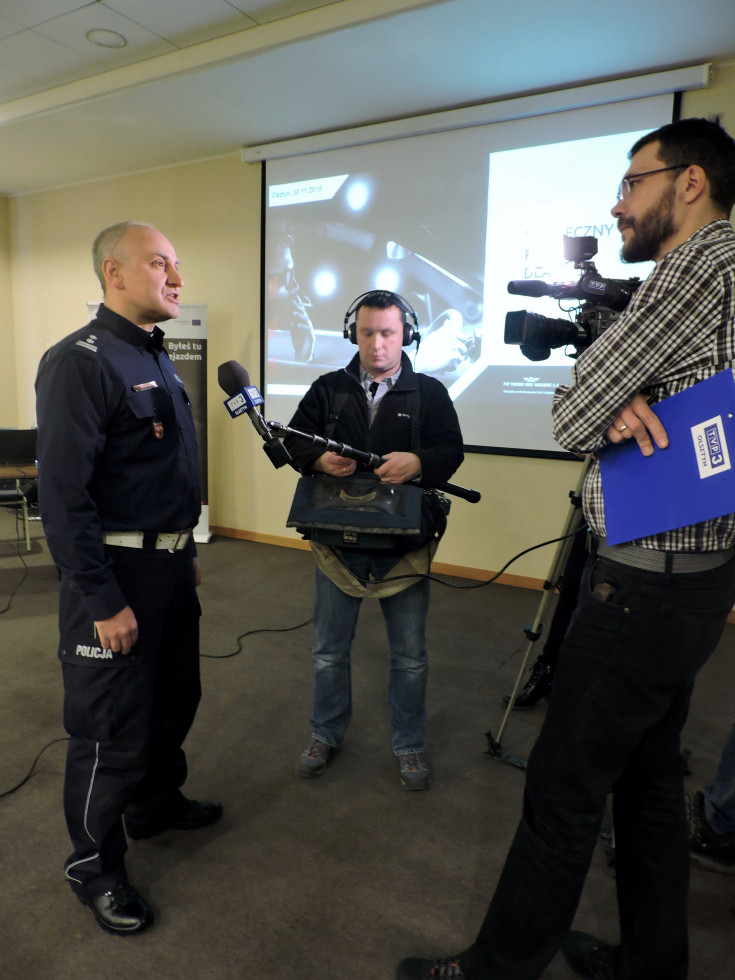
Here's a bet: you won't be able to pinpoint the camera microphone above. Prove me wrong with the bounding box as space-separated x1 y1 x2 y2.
507 280 555 298
507 280 585 301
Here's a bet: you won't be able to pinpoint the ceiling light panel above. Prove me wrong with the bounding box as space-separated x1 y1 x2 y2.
0 27 94 80
102 0 258 47
33 4 175 64
0 1 89 31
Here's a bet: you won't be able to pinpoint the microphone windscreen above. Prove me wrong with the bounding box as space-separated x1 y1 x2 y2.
218 360 250 396
506 280 552 297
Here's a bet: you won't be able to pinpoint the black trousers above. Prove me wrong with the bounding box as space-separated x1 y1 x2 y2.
59 547 201 898
463 552 735 980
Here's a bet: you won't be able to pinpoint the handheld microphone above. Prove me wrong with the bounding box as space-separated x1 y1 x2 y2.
218 360 269 435
217 360 291 468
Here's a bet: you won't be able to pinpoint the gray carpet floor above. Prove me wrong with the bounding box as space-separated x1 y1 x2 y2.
1 507 733 979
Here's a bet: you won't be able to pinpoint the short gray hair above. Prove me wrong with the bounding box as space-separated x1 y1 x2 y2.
92 221 154 291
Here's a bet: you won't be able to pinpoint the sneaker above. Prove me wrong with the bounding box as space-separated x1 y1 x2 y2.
296 737 340 777
396 955 466 978
561 931 621 980
398 751 431 791
688 790 735 872
502 659 553 710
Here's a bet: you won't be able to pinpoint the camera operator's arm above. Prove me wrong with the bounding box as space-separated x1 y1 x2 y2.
605 394 669 457
552 244 723 454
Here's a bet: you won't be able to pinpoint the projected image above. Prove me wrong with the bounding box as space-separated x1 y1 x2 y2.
263 96 673 454
445 129 655 429
483 130 654 370
266 169 483 388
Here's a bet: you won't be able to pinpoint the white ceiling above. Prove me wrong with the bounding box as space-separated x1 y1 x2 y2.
0 0 734 196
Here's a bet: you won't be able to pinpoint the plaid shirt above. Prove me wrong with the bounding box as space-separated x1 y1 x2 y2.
552 218 735 552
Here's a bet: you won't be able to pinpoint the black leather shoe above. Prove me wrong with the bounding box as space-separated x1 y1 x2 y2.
561 931 621 980
688 790 735 871
79 883 152 935
397 955 466 978
502 660 553 710
125 797 223 840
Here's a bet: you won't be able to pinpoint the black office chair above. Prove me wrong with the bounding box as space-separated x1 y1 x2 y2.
0 478 37 551
0 428 39 551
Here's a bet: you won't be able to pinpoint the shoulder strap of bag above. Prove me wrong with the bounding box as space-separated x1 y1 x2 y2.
324 390 350 439
408 379 422 451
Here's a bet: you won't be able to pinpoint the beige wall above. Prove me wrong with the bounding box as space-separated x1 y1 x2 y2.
0 194 17 425
6 60 735 582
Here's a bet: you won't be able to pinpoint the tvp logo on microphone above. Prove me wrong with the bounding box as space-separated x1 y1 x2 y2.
224 385 264 419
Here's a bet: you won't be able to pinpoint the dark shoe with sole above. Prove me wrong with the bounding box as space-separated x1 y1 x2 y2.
397 955 466 978
503 659 553 710
688 790 735 872
561 931 621 980
78 883 153 936
296 737 340 777
398 750 431 791
125 796 223 840
396 956 467 980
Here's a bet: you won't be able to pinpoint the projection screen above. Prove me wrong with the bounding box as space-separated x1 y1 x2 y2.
262 94 675 457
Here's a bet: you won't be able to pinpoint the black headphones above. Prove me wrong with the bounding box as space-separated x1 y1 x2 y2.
343 290 420 347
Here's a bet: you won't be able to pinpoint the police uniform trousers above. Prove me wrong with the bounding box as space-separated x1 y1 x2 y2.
59 546 201 898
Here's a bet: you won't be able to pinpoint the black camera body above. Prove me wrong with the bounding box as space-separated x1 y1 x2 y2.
504 236 641 361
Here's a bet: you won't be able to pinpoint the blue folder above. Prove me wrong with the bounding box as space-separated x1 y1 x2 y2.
599 369 735 545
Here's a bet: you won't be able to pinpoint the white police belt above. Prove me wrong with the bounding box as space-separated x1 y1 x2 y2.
102 530 193 552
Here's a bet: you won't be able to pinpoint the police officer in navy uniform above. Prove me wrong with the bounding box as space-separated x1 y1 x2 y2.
35 221 222 935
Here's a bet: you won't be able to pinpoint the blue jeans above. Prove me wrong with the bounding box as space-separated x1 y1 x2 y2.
703 714 735 834
310 553 430 755
462 552 735 980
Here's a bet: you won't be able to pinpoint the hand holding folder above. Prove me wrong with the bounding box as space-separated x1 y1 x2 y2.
599 369 735 545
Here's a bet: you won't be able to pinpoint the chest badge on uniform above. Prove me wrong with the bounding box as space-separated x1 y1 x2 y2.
152 420 164 440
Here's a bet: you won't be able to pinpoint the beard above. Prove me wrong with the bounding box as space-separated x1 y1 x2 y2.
619 183 676 263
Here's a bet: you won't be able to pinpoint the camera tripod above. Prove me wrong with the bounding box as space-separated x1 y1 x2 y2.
485 455 592 768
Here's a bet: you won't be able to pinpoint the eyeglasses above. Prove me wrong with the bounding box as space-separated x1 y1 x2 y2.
616 164 690 201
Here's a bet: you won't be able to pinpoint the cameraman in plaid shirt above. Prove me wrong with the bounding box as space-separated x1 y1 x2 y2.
397 116 735 980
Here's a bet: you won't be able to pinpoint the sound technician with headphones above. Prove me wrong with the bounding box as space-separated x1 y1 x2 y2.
284 290 464 790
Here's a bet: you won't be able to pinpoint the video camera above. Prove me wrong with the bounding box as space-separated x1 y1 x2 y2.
504 235 641 361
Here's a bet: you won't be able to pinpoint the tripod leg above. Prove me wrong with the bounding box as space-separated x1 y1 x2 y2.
486 456 591 762
486 586 566 762
502 527 588 709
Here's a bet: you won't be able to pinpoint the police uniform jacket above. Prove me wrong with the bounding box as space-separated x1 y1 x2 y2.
35 304 201 623
284 351 464 489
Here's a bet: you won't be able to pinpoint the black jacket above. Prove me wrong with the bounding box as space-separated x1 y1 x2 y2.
284 352 464 489
35 304 201 620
